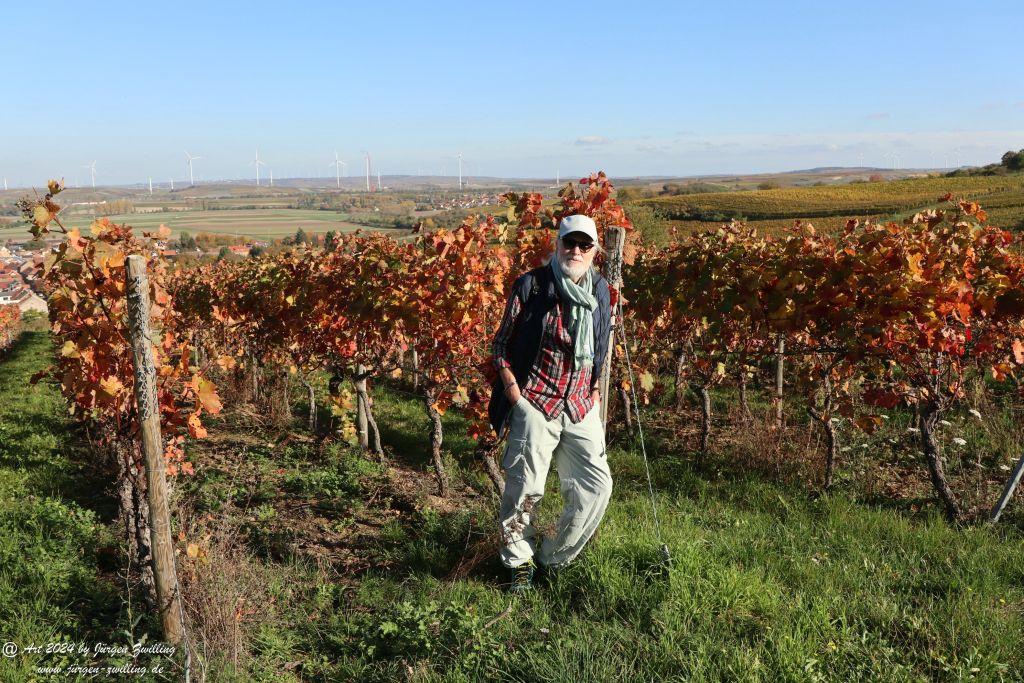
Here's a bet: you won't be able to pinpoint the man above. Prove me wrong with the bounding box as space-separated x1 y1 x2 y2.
488 214 614 593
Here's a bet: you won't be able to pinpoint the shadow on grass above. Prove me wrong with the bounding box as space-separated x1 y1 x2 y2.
0 332 119 523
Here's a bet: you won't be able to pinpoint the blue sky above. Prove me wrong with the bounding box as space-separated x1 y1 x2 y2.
2 0 1023 186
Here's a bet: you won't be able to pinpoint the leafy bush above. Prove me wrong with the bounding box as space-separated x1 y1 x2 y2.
283 467 360 500
358 601 495 672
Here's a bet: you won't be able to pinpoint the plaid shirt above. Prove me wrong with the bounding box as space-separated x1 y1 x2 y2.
492 292 597 424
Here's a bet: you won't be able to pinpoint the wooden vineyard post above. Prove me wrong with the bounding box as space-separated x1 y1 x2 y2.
991 452 1024 523
356 363 369 450
411 348 419 391
775 337 785 429
600 226 625 429
125 256 185 647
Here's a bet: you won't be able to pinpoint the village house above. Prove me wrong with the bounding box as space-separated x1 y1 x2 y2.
0 284 30 306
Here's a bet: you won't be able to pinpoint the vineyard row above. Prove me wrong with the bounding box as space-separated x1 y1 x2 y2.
14 176 1024 526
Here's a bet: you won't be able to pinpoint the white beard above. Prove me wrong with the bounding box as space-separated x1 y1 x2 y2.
556 251 589 282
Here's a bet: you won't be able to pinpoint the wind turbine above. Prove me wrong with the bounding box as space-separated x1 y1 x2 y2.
84 161 97 188
185 151 202 187
250 149 266 186
3 178 6 191
457 152 463 191
377 170 382 191
149 177 153 195
363 152 372 191
329 151 347 188
269 169 274 187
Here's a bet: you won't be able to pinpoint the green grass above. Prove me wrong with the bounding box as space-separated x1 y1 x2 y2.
0 333 180 680
174 374 1024 681
3 335 1024 681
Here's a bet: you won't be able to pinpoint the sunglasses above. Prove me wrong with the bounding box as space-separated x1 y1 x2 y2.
560 237 596 252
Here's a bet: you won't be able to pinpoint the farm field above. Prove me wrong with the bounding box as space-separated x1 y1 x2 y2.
0 208 391 242
638 174 1024 225
621 173 1024 243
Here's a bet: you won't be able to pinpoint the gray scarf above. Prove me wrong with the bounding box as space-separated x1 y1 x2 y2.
550 258 597 369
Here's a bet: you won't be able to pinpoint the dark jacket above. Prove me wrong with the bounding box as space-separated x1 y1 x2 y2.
488 264 612 437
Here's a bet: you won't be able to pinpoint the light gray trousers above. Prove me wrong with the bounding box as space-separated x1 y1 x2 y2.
498 396 613 569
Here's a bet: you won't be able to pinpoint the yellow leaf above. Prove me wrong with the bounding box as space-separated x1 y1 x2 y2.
33 205 52 229
639 371 655 392
186 543 199 558
98 375 124 399
193 375 223 414
156 224 172 240
43 252 60 275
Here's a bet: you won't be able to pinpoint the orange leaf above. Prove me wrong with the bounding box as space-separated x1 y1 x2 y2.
192 375 223 414
1013 339 1024 364
187 412 208 438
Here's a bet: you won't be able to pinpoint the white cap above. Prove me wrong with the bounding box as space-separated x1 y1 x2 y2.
557 214 599 244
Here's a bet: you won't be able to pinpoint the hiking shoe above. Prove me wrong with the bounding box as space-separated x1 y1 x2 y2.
509 560 535 594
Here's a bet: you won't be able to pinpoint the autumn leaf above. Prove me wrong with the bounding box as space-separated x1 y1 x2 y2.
1013 339 1024 364
32 205 52 229
639 371 655 392
191 375 223 414
187 412 208 438
854 415 884 434
97 375 124 400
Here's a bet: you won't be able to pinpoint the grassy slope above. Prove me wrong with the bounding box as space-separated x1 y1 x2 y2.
0 332 175 681
3 336 1024 681
170 376 1024 681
